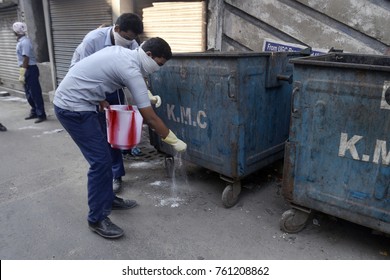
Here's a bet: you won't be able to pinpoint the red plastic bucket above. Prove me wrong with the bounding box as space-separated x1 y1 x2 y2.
105 105 143 149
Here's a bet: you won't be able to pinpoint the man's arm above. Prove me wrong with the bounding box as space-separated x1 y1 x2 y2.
18 55 29 84
139 106 169 138
22 55 29 68
139 107 186 152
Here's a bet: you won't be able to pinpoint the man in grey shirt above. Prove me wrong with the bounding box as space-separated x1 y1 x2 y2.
54 37 186 239
13 22 47 123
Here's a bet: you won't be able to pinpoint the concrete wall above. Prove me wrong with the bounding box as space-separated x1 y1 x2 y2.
0 0 53 98
19 0 49 62
207 0 390 54
21 0 53 96
0 61 52 102
112 0 135 21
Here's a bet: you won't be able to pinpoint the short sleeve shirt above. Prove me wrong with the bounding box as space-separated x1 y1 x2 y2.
54 46 150 112
70 27 139 67
15 36 37 67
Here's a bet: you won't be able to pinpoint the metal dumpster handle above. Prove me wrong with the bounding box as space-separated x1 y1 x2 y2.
277 74 293 84
227 73 236 99
291 86 299 114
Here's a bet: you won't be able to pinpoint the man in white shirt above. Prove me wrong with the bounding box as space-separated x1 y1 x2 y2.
54 37 186 239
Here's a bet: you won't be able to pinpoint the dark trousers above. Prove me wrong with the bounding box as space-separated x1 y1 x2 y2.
25 65 46 118
99 89 125 179
54 105 114 223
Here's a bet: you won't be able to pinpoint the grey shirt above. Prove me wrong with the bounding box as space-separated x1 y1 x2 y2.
54 46 150 112
15 36 37 66
70 27 138 68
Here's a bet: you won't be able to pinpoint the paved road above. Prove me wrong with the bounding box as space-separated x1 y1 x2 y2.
0 95 389 260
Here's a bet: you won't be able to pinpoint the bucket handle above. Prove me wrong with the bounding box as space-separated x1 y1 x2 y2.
117 88 129 106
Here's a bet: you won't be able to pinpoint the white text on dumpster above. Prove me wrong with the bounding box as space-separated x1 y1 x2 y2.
166 104 207 129
338 132 390 165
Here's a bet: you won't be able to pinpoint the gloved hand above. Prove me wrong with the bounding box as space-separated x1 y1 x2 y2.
148 90 162 108
162 130 187 152
19 68 26 84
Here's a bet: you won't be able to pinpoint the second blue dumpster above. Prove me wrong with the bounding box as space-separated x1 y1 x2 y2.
281 53 390 234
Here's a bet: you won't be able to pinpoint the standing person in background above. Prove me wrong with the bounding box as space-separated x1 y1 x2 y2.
71 13 161 194
13 22 47 123
54 37 186 239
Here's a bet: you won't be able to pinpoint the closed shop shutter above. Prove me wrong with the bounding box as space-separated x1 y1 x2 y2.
48 0 112 85
135 1 206 52
0 5 19 88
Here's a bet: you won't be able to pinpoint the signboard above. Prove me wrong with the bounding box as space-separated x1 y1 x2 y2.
262 39 328 56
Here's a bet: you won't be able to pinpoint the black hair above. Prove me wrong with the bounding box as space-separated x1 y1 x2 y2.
115 13 143 35
142 37 172 60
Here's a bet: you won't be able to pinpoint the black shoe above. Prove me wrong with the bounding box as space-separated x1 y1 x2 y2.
0 123 6 132
112 196 138 210
25 115 38 120
113 177 122 194
34 117 47 123
88 217 124 239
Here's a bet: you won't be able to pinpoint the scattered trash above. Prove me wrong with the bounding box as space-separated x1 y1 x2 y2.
18 126 42 130
265 208 274 216
43 129 64 134
150 181 163 186
379 251 388 256
130 147 142 156
313 219 320 226
0 96 27 102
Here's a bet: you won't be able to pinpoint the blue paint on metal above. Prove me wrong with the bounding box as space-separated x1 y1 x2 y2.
350 191 369 200
285 53 390 233
149 52 301 180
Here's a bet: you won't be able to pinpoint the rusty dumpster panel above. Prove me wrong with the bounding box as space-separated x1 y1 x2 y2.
281 53 390 234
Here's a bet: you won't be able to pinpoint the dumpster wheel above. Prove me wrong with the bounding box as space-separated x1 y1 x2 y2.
279 209 310 233
222 182 241 208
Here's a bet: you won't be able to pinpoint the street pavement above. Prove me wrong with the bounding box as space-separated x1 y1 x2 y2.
0 94 389 260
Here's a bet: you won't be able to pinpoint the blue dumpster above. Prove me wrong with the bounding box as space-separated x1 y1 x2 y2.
281 53 390 234
149 51 301 207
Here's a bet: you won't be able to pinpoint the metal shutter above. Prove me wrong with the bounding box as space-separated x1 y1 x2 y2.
48 0 112 85
136 1 206 52
0 5 19 88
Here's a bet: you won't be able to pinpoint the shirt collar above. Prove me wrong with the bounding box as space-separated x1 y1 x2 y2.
104 27 114 47
17 35 26 42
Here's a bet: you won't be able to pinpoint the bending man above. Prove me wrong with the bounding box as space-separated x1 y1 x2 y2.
53 37 186 239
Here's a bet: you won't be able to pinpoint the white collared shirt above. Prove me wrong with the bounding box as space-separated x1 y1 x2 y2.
70 27 139 68
54 46 150 112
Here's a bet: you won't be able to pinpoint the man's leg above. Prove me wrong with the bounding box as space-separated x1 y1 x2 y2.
54 106 113 222
24 76 37 118
102 89 126 193
25 65 46 121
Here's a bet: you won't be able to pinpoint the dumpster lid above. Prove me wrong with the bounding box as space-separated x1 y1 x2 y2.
290 53 390 72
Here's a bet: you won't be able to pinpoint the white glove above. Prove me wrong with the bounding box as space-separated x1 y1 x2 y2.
19 68 26 84
162 130 187 152
148 90 162 108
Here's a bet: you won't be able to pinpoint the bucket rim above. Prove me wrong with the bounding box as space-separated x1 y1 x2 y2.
104 105 139 111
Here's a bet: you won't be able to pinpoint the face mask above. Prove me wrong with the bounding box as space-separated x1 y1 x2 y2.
113 29 133 48
138 47 160 75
